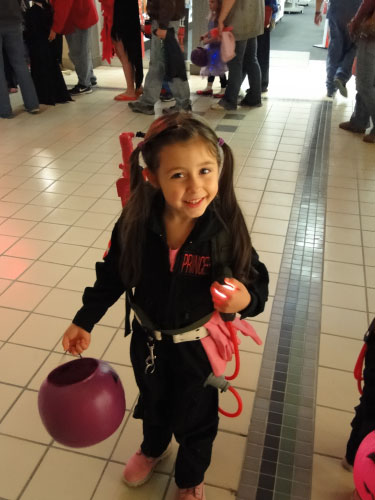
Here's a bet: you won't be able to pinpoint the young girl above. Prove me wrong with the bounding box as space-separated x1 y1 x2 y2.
62 112 269 500
196 0 227 99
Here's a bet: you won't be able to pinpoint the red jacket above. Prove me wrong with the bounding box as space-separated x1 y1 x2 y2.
51 0 99 34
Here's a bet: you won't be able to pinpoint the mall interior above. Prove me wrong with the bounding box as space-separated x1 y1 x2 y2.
0 1 374 499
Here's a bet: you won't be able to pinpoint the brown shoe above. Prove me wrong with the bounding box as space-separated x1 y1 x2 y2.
363 134 375 143
339 121 366 134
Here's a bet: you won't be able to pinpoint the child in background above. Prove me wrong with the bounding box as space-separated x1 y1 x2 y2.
62 112 269 500
23 0 72 105
196 0 227 99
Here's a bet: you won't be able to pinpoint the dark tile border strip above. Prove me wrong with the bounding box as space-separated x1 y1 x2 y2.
237 100 332 500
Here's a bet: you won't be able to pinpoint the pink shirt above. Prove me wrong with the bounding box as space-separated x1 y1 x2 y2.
169 248 180 272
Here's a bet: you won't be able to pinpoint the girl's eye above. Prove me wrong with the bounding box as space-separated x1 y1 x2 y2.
171 172 184 179
201 168 211 174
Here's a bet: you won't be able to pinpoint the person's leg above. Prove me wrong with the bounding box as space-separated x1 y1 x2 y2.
219 74 227 88
335 19 356 87
0 32 13 117
129 327 173 455
2 25 39 112
326 17 342 96
54 34 63 65
132 20 165 110
345 93 370 131
257 29 270 91
197 76 214 95
123 326 173 486
355 39 375 137
212 74 227 98
241 37 262 106
172 341 218 489
65 28 93 88
3 46 17 89
167 21 191 110
113 39 136 97
218 39 247 109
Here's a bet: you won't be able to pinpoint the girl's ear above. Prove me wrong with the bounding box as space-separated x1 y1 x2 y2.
144 168 160 188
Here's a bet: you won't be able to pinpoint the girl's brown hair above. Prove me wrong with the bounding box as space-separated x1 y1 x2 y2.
118 112 252 287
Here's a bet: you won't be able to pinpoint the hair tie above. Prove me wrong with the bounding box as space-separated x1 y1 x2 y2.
218 137 225 147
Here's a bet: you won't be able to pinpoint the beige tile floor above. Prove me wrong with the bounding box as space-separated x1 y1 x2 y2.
0 50 374 499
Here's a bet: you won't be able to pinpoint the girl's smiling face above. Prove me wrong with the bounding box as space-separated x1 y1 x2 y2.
148 137 219 221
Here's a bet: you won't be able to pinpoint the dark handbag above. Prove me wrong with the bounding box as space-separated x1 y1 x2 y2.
265 5 273 28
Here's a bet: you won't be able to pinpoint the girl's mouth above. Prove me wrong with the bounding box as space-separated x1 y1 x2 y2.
184 198 204 208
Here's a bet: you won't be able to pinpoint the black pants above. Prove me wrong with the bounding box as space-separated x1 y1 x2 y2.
130 322 219 488
257 28 270 91
207 74 227 88
346 336 375 464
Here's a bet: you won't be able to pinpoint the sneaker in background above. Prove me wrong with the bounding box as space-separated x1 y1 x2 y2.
196 89 213 96
160 87 175 102
69 84 93 95
334 77 348 98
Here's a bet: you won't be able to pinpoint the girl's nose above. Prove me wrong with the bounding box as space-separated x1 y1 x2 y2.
187 175 201 191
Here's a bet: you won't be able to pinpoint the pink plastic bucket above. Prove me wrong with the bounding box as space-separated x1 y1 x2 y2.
38 358 126 448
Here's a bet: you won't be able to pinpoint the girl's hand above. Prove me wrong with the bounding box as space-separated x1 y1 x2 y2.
210 278 251 314
48 29 56 41
62 324 91 356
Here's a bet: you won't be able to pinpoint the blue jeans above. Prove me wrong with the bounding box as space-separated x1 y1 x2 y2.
138 20 191 109
350 39 375 135
326 16 356 93
219 37 261 110
65 27 95 87
0 24 39 117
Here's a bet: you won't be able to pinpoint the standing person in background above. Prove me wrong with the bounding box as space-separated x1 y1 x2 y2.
128 0 191 115
24 0 72 105
339 0 375 143
197 0 228 99
49 0 99 96
257 0 278 94
314 0 361 98
211 0 264 111
0 0 39 118
111 0 144 102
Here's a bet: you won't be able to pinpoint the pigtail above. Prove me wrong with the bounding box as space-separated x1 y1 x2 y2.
217 143 252 284
118 147 157 287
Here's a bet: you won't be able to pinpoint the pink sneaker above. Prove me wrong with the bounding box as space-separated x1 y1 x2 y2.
122 447 170 487
176 482 206 500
